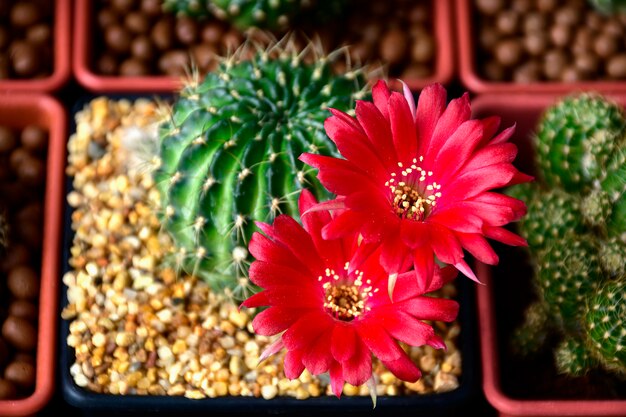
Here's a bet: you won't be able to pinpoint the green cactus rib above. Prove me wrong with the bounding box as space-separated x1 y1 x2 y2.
536 234 603 330
535 94 626 192
585 279 626 375
154 44 367 296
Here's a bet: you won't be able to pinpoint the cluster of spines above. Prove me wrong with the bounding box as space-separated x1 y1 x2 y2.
153 40 369 300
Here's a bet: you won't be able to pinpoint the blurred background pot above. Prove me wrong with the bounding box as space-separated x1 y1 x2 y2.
0 94 66 416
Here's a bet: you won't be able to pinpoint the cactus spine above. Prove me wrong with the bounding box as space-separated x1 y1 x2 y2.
154 41 368 299
511 92 626 378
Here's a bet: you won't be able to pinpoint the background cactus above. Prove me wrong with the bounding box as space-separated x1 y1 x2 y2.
510 92 626 379
162 0 342 31
588 0 626 15
153 41 368 299
534 93 626 192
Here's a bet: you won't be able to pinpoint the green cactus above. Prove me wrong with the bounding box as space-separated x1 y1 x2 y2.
162 0 335 31
153 41 368 299
512 92 626 379
535 94 626 192
555 338 601 377
585 279 626 376
536 234 603 330
514 184 584 250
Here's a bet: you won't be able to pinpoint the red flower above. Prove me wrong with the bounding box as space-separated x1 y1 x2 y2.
299 81 532 292
242 190 459 397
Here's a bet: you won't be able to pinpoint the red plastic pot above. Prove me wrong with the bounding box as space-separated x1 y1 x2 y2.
456 0 626 95
471 94 626 417
0 0 71 93
0 95 66 416
73 0 454 93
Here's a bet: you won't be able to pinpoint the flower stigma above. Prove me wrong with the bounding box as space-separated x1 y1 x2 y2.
385 157 442 220
318 264 377 321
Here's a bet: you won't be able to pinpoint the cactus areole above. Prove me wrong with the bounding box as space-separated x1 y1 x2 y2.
154 45 367 298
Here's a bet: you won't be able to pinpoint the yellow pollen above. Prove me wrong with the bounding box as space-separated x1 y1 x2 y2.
323 284 365 321
387 161 441 221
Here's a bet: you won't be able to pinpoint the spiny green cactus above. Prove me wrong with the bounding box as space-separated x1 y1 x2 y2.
512 184 584 250
535 94 626 192
585 279 626 375
512 92 626 380
162 0 323 31
536 235 603 330
153 41 368 299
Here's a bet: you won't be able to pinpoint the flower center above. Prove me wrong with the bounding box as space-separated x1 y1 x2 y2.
319 265 376 321
385 158 442 221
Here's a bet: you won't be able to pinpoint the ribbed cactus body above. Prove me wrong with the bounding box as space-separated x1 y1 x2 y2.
154 47 366 296
536 235 603 329
535 94 626 192
585 280 626 375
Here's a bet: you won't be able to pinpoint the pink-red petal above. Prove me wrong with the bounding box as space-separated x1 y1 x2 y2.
389 92 418 160
398 296 460 322
372 79 392 120
252 306 309 336
282 311 332 351
301 327 333 375
342 339 372 387
355 100 397 167
415 83 447 157
456 233 499 265
355 322 403 361
381 353 422 382
284 349 305 379
330 323 358 363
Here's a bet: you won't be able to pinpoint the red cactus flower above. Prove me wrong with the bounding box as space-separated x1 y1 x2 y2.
299 81 532 292
241 190 459 398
